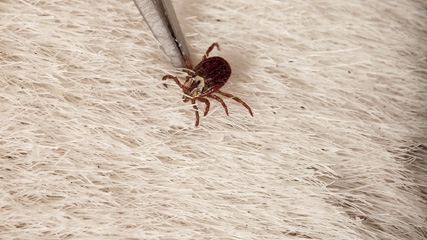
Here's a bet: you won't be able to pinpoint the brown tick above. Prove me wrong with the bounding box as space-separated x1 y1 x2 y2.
162 42 253 126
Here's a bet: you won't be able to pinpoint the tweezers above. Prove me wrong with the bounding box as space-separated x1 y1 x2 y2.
132 0 192 68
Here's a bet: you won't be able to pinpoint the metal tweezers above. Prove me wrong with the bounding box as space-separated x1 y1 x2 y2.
132 0 191 68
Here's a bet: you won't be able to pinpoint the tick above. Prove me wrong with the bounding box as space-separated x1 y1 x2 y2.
162 42 253 126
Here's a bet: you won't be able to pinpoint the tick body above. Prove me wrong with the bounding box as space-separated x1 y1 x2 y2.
162 42 253 126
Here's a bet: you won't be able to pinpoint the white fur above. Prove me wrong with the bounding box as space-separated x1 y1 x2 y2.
1 0 426 239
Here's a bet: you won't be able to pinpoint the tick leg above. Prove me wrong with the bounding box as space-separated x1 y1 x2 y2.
191 99 200 126
162 75 183 89
197 98 211 116
183 69 194 76
208 95 229 116
202 42 220 61
218 90 253 116
183 55 193 69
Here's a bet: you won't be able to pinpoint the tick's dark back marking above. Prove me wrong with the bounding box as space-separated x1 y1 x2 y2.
194 56 231 88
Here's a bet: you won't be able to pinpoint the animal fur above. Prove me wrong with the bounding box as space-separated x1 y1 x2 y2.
1 0 426 239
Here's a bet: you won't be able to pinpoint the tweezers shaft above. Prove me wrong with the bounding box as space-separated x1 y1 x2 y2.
133 0 191 67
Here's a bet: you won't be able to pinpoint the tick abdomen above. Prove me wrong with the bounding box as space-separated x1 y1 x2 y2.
194 56 231 88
